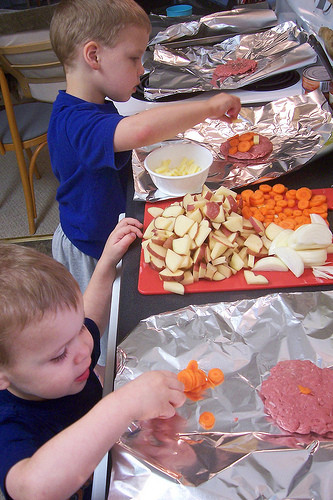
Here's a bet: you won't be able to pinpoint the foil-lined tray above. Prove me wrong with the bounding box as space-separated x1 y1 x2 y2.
111 290 333 498
148 8 278 48
144 22 316 100
132 90 333 202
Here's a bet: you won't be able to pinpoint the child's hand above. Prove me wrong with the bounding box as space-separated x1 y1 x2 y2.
103 217 143 266
118 370 186 421
207 93 241 123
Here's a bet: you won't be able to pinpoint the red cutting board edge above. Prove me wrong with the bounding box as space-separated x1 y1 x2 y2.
138 188 333 295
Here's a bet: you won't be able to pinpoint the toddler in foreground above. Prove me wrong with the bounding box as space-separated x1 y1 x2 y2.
0 218 185 500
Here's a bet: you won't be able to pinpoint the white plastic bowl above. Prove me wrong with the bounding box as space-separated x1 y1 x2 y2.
144 142 213 197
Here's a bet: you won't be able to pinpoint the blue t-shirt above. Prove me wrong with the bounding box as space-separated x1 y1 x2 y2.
48 91 132 259
0 318 102 500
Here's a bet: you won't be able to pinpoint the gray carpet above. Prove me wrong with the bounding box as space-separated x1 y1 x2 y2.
0 145 59 241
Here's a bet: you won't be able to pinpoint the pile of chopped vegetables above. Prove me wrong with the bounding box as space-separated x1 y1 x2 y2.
238 184 328 230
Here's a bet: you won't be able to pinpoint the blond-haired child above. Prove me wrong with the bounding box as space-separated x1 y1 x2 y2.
48 0 241 375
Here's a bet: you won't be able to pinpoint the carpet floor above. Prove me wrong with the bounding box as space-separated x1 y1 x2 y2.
0 145 59 241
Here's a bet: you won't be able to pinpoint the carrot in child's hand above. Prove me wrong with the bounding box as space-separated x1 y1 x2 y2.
187 360 198 371
199 411 215 430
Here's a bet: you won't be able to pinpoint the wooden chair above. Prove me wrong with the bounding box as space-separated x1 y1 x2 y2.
0 36 65 234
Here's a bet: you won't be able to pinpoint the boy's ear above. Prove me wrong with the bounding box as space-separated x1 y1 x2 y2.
83 41 100 69
0 371 10 390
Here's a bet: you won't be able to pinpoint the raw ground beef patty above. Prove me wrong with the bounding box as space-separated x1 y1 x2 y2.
212 58 257 86
260 360 333 435
220 134 273 160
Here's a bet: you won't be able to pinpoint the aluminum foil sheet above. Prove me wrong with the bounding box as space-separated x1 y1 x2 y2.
144 22 316 100
110 290 333 499
148 8 277 47
133 90 332 202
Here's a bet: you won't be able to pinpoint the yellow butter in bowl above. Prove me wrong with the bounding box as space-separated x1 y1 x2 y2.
155 157 201 177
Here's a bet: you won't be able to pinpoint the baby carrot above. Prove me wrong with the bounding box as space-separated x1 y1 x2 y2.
199 411 216 430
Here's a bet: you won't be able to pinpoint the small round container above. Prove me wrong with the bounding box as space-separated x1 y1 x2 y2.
302 65 331 98
166 4 193 17
144 142 213 197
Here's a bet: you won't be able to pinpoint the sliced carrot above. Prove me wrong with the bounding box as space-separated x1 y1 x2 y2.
229 146 238 155
239 132 254 142
240 184 325 230
228 134 239 142
297 199 309 210
287 198 296 208
280 219 296 229
285 189 296 199
238 140 252 152
296 187 312 201
187 360 198 371
276 199 288 208
310 195 326 207
208 368 224 386
177 370 195 391
242 206 253 219
283 207 293 217
228 138 239 147
259 184 272 193
199 411 215 430
272 183 286 194
298 385 312 395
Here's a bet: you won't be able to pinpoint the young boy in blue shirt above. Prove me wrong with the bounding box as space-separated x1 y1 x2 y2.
0 218 186 500
48 0 241 377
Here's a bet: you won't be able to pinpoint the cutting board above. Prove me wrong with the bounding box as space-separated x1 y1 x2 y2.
138 188 333 295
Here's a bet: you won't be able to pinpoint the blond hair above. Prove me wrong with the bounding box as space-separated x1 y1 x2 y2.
50 0 151 68
0 243 81 365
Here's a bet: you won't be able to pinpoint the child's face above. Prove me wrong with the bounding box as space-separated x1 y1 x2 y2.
99 25 149 102
0 296 94 401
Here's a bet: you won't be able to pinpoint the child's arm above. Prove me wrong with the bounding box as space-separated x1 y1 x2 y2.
6 370 186 500
83 217 142 335
113 92 241 152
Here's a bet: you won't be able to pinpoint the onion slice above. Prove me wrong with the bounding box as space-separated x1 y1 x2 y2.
274 247 305 278
288 223 332 250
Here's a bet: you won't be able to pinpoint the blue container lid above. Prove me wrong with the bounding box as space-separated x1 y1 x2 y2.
166 4 193 17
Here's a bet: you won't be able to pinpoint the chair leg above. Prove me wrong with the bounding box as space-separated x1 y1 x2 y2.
14 148 36 235
26 148 41 179
29 142 48 220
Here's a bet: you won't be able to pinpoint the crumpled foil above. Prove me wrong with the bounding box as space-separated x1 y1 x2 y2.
144 22 316 100
110 290 333 498
133 90 332 202
148 8 277 47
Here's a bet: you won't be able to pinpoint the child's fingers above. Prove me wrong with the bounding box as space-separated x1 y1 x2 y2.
117 217 143 230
